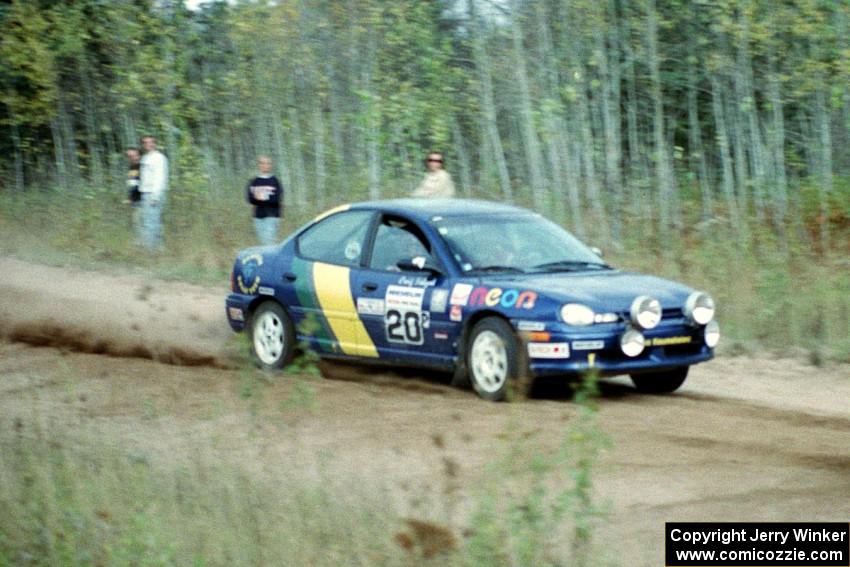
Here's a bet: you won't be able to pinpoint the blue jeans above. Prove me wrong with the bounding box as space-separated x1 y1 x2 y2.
140 194 163 250
254 217 280 246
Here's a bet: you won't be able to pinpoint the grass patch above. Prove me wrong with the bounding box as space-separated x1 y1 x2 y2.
0 373 613 567
0 422 411 567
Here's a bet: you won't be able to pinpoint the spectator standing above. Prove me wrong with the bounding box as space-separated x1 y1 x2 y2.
246 155 283 246
139 135 168 250
412 151 455 198
125 147 142 233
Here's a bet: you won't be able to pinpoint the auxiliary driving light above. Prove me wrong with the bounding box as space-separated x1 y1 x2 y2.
685 291 715 326
630 296 662 330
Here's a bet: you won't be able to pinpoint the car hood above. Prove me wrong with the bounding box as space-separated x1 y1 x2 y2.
493 270 694 312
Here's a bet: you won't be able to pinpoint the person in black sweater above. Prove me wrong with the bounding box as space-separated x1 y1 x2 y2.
125 147 142 233
246 155 283 246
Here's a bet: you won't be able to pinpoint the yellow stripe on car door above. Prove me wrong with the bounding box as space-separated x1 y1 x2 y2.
312 262 378 358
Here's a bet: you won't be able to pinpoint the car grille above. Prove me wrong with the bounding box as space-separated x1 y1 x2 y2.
617 308 684 322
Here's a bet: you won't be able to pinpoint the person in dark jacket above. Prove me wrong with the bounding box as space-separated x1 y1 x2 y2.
246 155 283 246
125 147 142 233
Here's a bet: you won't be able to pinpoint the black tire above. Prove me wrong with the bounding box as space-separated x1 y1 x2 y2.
630 366 689 394
247 301 295 371
466 318 520 401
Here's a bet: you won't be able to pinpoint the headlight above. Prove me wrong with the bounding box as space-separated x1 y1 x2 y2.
620 327 645 357
630 296 662 330
561 303 595 326
704 320 720 348
685 291 715 325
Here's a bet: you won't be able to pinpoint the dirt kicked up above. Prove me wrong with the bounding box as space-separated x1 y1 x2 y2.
1 256 849 565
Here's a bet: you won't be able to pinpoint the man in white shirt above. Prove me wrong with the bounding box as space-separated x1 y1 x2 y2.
139 135 169 250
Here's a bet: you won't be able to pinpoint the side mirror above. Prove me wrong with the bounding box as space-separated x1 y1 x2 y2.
590 246 603 257
396 256 443 275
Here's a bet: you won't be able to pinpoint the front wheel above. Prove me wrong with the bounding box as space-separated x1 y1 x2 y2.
630 366 689 394
467 318 520 401
248 302 295 371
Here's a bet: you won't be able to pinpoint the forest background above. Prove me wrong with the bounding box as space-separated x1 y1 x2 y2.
0 0 848 359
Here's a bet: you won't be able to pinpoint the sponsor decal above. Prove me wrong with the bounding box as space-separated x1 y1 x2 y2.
385 285 426 345
648 336 692 347
429 289 449 313
450 305 463 322
434 331 449 340
398 275 436 288
237 252 263 294
386 285 425 310
588 353 596 367
344 240 362 261
312 262 378 357
228 307 244 322
356 297 385 316
450 283 473 306
517 320 546 331
468 287 537 310
572 340 604 351
258 286 275 296
528 342 570 359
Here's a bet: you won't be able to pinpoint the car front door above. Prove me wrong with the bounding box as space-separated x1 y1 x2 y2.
354 215 455 367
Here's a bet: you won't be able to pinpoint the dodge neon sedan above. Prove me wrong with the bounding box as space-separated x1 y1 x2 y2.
225 199 719 401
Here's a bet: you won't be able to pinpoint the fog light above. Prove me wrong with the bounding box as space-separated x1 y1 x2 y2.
704 319 720 348
620 327 645 357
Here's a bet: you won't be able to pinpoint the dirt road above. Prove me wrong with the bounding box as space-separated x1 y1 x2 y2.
1 257 848 565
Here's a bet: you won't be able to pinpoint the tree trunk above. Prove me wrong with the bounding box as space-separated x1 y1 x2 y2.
51 118 68 193
469 1 512 202
510 0 547 209
686 19 712 220
815 88 832 252
710 74 744 241
313 101 327 209
645 0 677 239
766 54 787 224
451 115 473 196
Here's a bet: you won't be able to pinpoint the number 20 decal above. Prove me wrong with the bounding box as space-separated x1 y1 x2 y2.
386 309 424 345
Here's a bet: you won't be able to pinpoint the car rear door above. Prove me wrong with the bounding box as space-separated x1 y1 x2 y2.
288 209 379 358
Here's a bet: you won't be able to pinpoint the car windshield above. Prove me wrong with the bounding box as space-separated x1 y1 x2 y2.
433 214 609 274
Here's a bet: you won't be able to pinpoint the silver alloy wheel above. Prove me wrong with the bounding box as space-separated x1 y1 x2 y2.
470 330 509 394
253 310 285 365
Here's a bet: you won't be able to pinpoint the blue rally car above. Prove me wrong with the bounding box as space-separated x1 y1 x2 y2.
226 199 719 401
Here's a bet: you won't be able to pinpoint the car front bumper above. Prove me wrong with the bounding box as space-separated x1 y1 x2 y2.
225 293 253 332
520 319 715 377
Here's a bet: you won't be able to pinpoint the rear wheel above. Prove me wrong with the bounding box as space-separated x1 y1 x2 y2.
248 302 295 371
467 318 520 401
630 366 689 394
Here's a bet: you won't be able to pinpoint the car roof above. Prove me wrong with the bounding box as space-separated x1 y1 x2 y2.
348 198 533 221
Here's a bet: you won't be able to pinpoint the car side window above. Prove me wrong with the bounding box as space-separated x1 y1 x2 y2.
297 211 374 266
369 218 434 271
